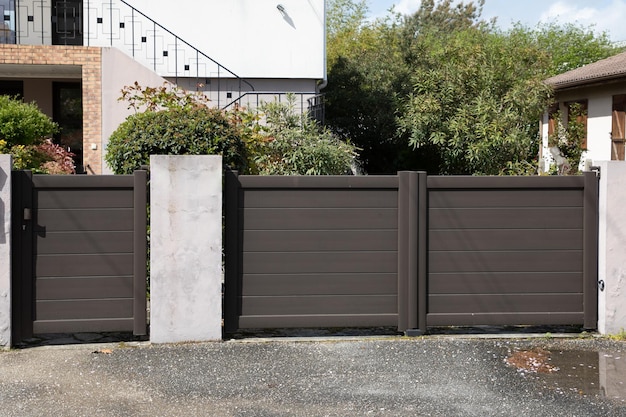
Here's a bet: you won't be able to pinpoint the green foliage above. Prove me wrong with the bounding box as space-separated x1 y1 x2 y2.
510 22 622 76
547 104 587 175
252 98 359 175
0 95 57 146
324 0 620 175
119 81 210 112
398 27 551 174
105 106 247 174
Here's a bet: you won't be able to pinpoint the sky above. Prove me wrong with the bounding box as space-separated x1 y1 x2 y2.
368 0 626 43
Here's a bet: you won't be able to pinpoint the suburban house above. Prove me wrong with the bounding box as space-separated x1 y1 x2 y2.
0 0 326 174
540 51 626 173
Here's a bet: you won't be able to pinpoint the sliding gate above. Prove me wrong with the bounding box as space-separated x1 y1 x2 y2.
224 171 599 334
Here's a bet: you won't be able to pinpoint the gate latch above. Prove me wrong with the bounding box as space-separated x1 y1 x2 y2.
599 280 605 292
23 208 32 221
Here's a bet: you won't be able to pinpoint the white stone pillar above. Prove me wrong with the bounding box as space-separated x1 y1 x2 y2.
0 155 11 347
150 155 223 343
597 161 626 335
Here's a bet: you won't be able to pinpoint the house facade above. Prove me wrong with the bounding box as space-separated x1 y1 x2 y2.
541 51 626 173
0 0 326 174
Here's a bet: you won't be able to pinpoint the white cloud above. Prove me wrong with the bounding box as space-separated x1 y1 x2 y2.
393 0 421 15
538 0 626 42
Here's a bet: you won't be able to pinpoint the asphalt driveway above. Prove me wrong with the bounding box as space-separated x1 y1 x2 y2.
1 336 625 416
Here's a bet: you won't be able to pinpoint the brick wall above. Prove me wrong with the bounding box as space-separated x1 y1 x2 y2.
0 45 103 174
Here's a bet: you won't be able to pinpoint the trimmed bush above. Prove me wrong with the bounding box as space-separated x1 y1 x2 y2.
105 106 247 174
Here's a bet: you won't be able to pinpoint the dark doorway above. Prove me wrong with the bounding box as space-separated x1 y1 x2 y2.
53 82 83 173
0 79 22 98
52 0 83 46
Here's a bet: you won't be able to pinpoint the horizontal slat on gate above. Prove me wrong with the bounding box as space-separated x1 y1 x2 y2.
427 175 584 189
238 175 399 189
33 318 134 333
429 272 583 294
241 295 397 315
429 190 583 208
238 314 398 328
242 208 397 230
242 190 398 208
36 189 133 209
32 175 133 188
429 294 583 313
36 231 134 254
36 276 133 300
243 252 397 274
429 229 583 251
429 207 583 229
429 251 582 273
37 209 134 231
426 312 584 326
35 299 133 320
242 273 397 296
243 230 397 252
36 254 133 277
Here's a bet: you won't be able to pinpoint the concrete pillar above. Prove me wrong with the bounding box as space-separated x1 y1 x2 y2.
0 155 11 347
597 161 626 335
150 155 223 343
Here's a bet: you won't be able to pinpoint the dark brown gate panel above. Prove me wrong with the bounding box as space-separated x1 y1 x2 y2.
12 172 147 341
225 172 400 332
426 174 597 328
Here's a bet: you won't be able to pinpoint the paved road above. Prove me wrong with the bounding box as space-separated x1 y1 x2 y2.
1 336 625 416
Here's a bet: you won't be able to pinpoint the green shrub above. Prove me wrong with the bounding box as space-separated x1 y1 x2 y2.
105 106 247 174
0 95 57 146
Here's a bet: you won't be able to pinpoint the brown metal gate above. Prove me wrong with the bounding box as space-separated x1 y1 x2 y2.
224 170 599 334
11 171 147 343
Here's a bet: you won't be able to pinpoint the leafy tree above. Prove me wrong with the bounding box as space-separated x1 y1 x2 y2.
398 27 552 174
547 104 587 175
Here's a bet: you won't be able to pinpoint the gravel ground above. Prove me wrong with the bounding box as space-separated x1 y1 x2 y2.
1 336 625 416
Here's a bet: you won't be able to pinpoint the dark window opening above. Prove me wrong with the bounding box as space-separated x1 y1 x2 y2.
53 82 83 173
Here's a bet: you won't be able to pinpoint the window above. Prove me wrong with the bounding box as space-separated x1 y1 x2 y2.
0 0 15 44
612 95 626 161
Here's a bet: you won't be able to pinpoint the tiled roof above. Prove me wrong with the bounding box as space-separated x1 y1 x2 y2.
545 51 626 89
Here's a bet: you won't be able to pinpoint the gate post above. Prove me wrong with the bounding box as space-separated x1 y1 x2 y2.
398 171 427 335
0 155 10 347
597 162 626 335
150 155 223 343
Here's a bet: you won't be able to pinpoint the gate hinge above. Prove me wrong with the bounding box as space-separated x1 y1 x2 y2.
590 166 601 179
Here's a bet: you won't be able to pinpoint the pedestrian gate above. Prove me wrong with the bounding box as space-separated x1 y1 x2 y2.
11 171 147 343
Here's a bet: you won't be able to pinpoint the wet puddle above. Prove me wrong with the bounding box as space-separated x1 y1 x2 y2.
505 348 626 401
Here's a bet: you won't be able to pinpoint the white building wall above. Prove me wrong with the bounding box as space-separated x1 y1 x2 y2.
542 84 626 171
124 0 325 80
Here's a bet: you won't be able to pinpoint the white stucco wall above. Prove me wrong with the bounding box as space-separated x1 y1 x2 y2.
150 155 223 343
124 0 325 79
100 48 169 174
597 161 626 335
0 155 11 347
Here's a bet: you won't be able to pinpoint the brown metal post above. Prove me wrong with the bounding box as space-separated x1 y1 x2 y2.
223 169 240 334
397 172 409 332
417 172 428 334
133 170 148 336
583 170 599 329
11 170 34 344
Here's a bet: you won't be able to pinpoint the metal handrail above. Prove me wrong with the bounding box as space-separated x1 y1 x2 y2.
116 0 255 95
